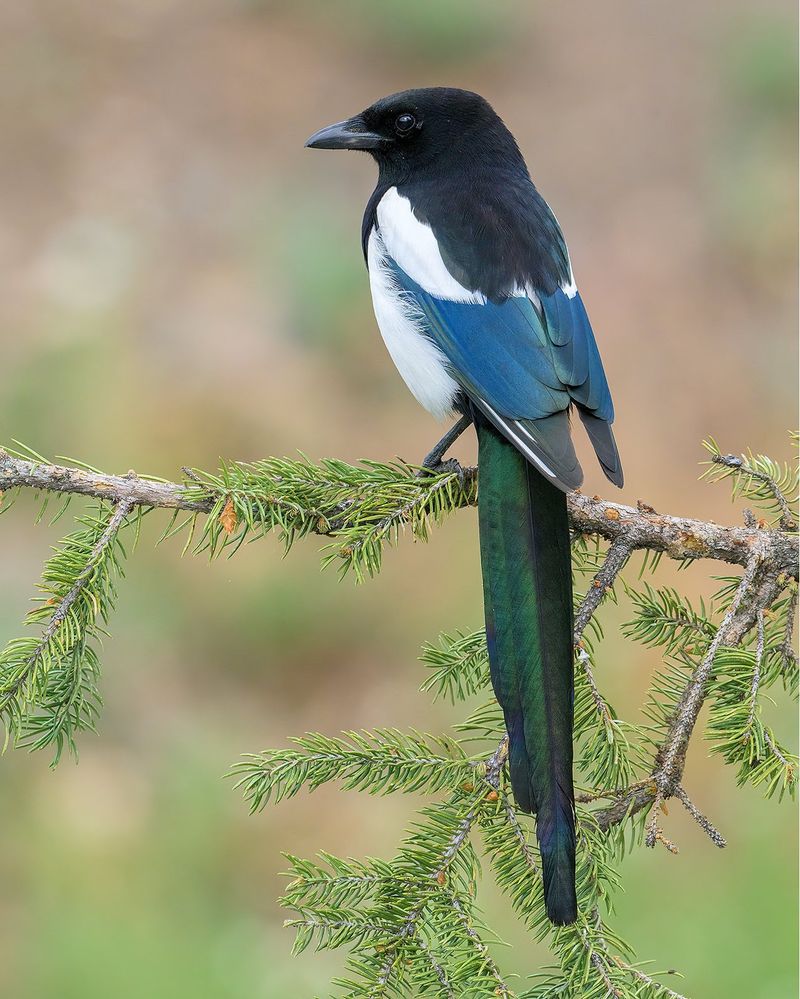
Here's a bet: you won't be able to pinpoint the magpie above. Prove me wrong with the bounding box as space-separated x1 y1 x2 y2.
306 87 622 926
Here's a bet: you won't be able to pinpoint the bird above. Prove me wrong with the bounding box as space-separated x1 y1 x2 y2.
305 87 622 926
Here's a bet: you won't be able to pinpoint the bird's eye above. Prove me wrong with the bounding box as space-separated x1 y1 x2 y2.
394 113 416 135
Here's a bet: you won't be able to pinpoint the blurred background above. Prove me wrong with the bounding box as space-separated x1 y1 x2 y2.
0 1 797 996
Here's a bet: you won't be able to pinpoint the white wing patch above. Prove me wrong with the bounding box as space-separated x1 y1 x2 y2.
560 271 578 299
376 188 553 304
375 188 486 304
367 228 459 420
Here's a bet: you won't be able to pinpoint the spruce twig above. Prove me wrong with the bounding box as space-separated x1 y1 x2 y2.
1 449 796 576
0 436 796 998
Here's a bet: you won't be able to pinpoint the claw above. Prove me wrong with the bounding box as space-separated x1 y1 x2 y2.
418 456 465 484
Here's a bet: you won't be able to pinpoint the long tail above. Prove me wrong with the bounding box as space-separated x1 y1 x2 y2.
476 414 577 925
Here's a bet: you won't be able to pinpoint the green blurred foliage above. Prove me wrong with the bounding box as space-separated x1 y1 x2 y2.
254 192 366 352
711 14 798 288
245 0 511 63
724 17 798 114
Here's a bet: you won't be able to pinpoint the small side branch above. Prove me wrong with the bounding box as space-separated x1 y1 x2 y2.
415 937 455 998
745 611 766 735
373 778 495 996
582 931 622 998
501 794 539 873
448 894 514 997
645 549 765 846
764 730 793 772
674 785 726 848
43 499 134 636
779 585 798 675
574 539 632 643
712 452 797 531
625 966 689 999
577 649 615 729
573 539 631 730
0 498 134 712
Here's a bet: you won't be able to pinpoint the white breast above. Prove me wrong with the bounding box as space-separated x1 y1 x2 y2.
367 226 459 420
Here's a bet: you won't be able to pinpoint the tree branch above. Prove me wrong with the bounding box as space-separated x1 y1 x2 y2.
596 551 787 833
0 452 212 511
2 445 795 849
1 451 796 577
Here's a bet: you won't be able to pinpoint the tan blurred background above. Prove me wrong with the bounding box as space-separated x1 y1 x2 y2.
0 1 797 997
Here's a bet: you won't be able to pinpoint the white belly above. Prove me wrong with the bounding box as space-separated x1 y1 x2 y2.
366 226 459 420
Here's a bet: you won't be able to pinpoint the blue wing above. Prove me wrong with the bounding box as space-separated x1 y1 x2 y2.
387 260 622 490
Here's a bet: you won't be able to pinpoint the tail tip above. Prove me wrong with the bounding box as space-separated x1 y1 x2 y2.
602 462 624 488
542 844 578 926
546 898 578 926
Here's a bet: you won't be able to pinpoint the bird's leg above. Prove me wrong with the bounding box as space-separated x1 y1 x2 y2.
420 413 472 473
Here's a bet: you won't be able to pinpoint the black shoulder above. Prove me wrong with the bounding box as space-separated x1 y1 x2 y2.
397 171 571 301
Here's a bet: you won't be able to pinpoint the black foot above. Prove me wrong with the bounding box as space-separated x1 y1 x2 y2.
420 414 472 470
418 456 465 482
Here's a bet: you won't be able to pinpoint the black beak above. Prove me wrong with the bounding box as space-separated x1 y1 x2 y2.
305 116 385 151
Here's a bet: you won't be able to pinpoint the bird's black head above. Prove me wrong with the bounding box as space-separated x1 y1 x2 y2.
305 87 523 180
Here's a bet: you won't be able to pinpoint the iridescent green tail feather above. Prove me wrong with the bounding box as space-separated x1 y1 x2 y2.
476 416 577 925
